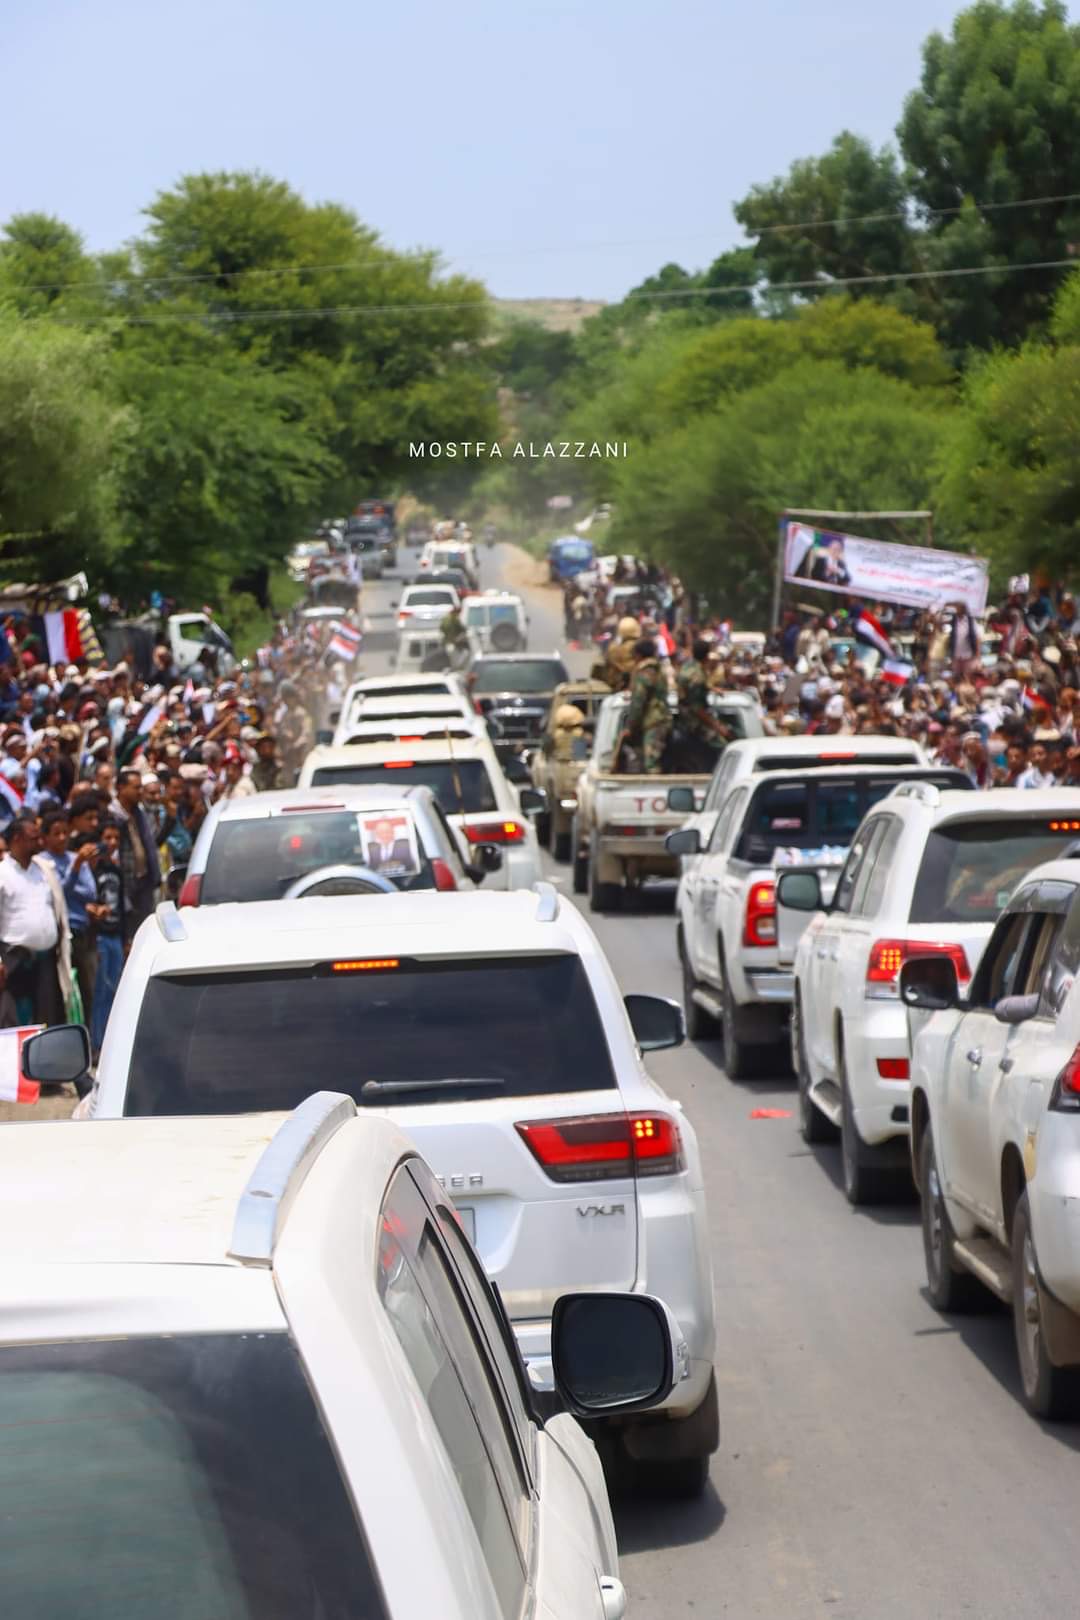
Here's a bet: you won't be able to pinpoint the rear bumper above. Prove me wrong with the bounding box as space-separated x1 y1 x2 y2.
745 969 794 1004
1031 1117 1080 1315
848 1005 912 1146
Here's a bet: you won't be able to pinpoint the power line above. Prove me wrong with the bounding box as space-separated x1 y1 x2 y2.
52 253 1080 326
10 188 1080 295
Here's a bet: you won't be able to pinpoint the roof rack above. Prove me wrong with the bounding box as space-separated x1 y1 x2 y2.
155 901 188 942
229 1091 356 1267
532 881 560 922
890 781 942 806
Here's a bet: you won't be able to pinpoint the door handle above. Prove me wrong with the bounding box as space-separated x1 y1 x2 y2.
966 1048 983 1067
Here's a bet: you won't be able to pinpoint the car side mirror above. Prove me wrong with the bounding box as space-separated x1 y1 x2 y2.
667 786 696 813
475 844 503 874
899 956 960 1012
329 709 341 725
519 787 546 815
504 755 529 784
775 870 823 912
995 992 1040 1026
315 730 333 746
165 865 188 901
624 993 685 1051
665 828 700 857
22 1024 91 1085
550 1292 685 1416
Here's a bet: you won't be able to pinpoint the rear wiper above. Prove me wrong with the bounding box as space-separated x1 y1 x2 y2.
360 1077 507 1099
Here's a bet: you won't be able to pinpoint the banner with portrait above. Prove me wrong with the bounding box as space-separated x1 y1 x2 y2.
783 522 989 615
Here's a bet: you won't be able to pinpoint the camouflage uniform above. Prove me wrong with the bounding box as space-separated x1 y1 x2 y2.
441 609 468 649
626 658 672 774
676 659 729 753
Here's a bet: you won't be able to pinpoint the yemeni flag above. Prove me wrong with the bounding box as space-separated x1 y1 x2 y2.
0 1025 46 1105
43 609 85 667
0 772 23 819
328 621 362 662
655 622 676 658
853 608 894 660
880 658 914 687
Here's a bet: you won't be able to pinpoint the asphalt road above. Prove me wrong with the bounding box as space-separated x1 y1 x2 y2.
368 543 1078 1620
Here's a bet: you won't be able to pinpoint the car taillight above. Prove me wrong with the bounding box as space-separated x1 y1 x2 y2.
515 1112 684 1183
464 820 526 844
397 609 413 619
876 1057 910 1080
177 873 202 907
1051 1040 1080 1112
866 939 970 1000
743 881 776 946
430 858 457 891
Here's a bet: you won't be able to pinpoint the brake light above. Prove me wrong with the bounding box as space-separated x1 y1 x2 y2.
383 760 415 769
331 959 400 972
1052 1040 1080 1111
431 858 457 891
1049 820 1080 832
818 751 856 760
398 735 424 742
398 609 413 619
743 881 776 946
876 1057 910 1080
464 821 526 844
177 873 202 907
515 1112 684 1183
866 939 970 1000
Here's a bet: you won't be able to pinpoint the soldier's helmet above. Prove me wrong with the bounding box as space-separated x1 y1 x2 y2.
617 616 641 641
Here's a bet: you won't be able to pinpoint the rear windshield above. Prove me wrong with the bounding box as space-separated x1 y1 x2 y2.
404 590 454 606
736 773 966 862
0 1334 385 1619
471 660 568 694
125 956 616 1114
356 682 451 700
201 810 433 902
311 760 496 814
910 820 1080 924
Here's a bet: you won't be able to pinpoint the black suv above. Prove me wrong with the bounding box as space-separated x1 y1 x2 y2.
468 654 569 760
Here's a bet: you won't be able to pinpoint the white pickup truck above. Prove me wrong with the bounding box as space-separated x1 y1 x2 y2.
668 759 958 1078
572 690 763 914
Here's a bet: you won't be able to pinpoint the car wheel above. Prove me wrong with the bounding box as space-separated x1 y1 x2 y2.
793 990 837 1143
552 822 571 863
719 953 761 1080
571 817 588 894
839 1050 892 1206
919 1126 984 1311
1012 1190 1080 1418
588 837 621 914
681 934 719 1041
534 807 551 847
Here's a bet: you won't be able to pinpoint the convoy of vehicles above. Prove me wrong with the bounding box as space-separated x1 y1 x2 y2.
1 1095 684 1615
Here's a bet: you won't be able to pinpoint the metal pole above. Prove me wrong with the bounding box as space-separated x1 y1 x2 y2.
771 515 788 630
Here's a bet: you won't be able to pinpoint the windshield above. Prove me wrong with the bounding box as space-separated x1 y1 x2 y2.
404 589 454 607
0 1334 385 1619
124 956 616 1113
471 659 567 694
201 810 432 900
311 759 497 813
910 820 1080 924
737 774 967 861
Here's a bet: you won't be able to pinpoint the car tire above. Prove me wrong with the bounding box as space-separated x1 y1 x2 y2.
588 837 621 914
793 990 837 1143
1012 1189 1080 1419
534 808 551 848
918 1126 984 1311
571 817 588 894
681 934 719 1041
839 1049 892 1206
719 953 764 1080
551 820 572 863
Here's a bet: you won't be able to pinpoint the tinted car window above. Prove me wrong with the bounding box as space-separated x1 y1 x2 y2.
125 955 617 1115
201 811 433 901
405 590 455 606
909 821 1080 925
471 660 568 694
312 760 497 814
736 773 967 861
0 1334 385 1620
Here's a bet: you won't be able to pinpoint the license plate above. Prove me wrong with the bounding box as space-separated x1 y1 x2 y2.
456 1205 476 1245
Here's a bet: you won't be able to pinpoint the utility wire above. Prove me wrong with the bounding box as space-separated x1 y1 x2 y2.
11 188 1080 295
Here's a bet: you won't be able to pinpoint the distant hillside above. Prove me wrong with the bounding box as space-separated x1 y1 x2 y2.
492 297 606 334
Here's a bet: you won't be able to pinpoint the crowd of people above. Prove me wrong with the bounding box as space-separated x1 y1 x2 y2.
0 611 345 1049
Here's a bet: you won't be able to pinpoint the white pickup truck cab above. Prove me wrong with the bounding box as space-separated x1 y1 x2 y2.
906 851 1080 1418
668 760 961 1078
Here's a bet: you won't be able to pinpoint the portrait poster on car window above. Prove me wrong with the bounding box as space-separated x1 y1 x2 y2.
360 813 421 877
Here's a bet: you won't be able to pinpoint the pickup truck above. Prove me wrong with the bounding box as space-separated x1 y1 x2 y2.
668 761 964 1078
905 857 1080 1418
530 679 612 861
573 690 763 914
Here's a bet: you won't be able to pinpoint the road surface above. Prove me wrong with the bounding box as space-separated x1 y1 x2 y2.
366 541 1077 1620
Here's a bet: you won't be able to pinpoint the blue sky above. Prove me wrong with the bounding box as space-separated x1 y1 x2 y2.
5 0 998 300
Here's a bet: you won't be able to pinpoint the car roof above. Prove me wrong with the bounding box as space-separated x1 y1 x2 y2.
1011 857 1080 889
726 735 922 757
155 888 583 973
346 673 459 695
472 652 564 664
208 785 433 822
928 788 1080 821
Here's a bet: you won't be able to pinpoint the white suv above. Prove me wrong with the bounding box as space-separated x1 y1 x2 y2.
904 855 1080 1418
782 786 1080 1203
1 1089 686 1616
75 888 719 1494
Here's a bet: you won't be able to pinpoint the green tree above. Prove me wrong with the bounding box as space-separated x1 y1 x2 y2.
899 0 1080 347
